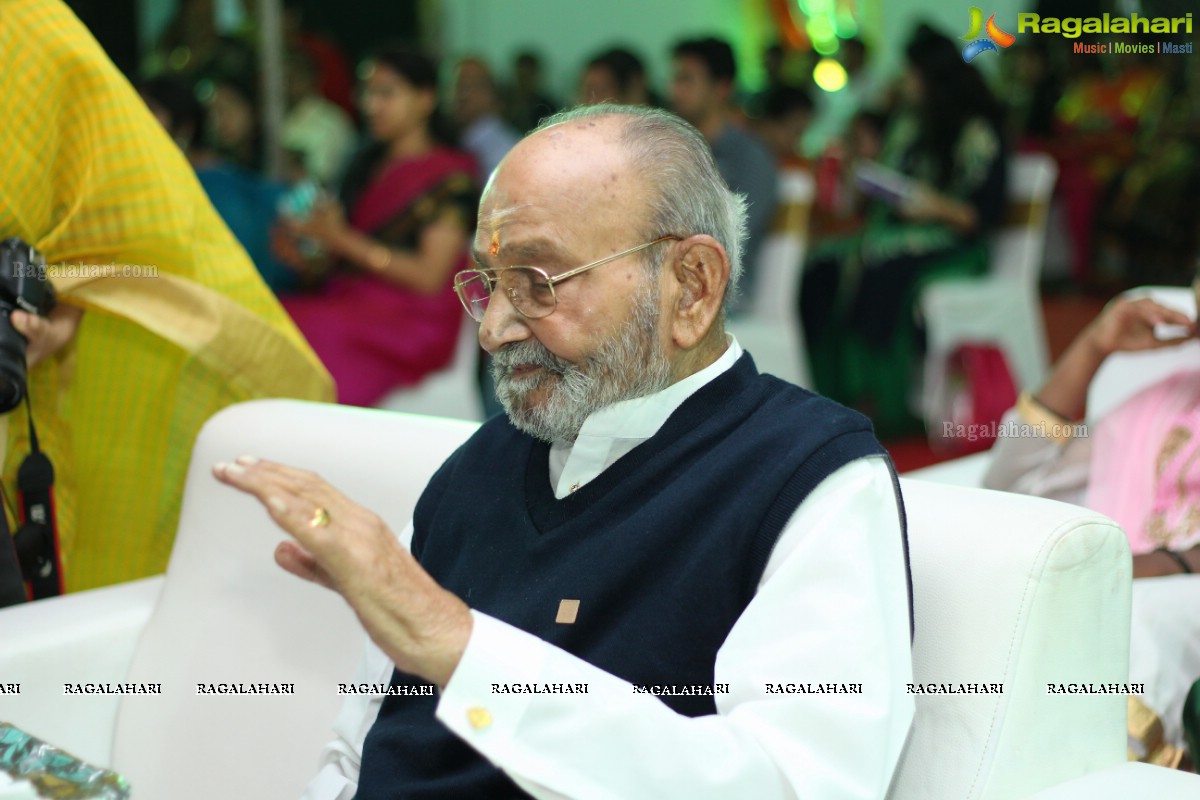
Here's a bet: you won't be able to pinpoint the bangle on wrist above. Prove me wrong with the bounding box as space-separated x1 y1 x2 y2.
1015 392 1076 443
1158 548 1193 575
369 244 392 272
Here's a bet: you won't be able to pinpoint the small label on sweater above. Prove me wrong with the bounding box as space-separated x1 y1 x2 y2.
555 599 580 624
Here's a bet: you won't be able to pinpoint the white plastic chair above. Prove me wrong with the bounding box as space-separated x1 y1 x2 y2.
920 152 1059 394
726 168 815 387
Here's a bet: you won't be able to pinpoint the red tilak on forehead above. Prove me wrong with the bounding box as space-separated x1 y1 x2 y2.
489 230 501 256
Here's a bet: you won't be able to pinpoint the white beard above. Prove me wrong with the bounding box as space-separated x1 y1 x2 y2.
491 279 671 443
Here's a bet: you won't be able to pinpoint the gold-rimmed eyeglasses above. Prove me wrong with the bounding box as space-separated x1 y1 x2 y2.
453 236 679 322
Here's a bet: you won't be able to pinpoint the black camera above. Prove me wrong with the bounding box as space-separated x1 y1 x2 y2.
0 238 57 412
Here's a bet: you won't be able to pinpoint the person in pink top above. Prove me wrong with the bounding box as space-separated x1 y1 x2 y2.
985 282 1200 576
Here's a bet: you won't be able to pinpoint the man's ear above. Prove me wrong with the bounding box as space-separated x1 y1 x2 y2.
666 234 729 350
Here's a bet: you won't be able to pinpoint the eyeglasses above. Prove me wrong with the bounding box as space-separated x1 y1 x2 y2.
453 236 679 322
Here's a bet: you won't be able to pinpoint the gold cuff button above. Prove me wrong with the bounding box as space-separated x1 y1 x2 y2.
467 706 492 730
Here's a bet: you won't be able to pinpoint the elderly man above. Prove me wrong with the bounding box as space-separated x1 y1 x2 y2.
216 104 914 799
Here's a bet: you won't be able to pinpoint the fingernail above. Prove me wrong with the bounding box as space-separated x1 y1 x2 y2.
268 496 287 514
224 463 245 475
236 455 259 466
213 462 229 475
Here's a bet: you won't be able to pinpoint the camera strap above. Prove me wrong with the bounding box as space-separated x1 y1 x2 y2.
12 391 62 599
0 495 26 607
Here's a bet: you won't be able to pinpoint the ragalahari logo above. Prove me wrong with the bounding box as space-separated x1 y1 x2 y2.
961 7 1016 62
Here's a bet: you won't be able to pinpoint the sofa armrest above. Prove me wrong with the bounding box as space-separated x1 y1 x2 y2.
1027 762 1200 798
903 451 992 487
0 576 163 766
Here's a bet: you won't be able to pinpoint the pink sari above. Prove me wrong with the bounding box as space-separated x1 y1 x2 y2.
283 148 477 406
1087 369 1200 554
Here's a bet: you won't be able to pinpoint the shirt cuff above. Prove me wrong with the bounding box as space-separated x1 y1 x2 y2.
1015 391 1077 444
301 764 356 800
436 610 550 753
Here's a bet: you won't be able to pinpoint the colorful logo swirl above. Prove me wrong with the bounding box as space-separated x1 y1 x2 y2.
960 7 1016 62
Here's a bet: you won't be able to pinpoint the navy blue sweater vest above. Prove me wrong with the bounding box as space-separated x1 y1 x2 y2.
355 354 909 800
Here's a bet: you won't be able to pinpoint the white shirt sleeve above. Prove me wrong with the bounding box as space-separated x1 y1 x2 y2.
301 524 416 800
981 409 1092 505
434 456 914 799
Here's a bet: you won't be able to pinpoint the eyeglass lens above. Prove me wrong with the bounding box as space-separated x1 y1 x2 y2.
456 268 555 321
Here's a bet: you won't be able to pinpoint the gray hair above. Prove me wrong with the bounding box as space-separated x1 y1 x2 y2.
529 104 749 304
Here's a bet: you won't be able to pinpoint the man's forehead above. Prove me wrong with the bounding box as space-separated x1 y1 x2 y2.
476 125 641 245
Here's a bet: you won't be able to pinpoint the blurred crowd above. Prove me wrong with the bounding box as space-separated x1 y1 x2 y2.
135 0 1200 434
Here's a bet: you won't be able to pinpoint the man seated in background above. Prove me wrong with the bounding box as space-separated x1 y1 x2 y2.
218 104 914 799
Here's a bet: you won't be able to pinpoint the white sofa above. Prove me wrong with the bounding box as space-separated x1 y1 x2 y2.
1 399 1197 798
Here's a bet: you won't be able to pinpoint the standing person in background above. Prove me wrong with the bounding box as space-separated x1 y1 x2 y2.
800 24 1007 436
1 0 332 592
452 57 521 182
754 85 814 167
670 37 777 309
452 56 522 419
576 47 662 107
578 49 634 106
505 50 558 133
275 47 477 408
601 47 664 107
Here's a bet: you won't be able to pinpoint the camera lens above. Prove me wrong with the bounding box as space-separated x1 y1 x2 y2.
0 308 28 412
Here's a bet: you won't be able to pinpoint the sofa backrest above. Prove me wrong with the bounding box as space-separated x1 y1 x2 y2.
111 400 478 800
889 478 1130 799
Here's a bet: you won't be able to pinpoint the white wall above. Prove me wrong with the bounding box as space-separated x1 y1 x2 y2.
138 0 1037 99
437 0 774 105
436 0 1036 103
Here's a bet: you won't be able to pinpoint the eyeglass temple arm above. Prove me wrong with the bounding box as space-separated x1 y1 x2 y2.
545 236 679 286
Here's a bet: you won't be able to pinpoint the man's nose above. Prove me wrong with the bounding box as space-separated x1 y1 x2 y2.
477 286 532 354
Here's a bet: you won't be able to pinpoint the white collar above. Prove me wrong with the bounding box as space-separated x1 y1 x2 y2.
548 336 744 498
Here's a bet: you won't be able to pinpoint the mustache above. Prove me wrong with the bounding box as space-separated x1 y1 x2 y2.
490 340 575 376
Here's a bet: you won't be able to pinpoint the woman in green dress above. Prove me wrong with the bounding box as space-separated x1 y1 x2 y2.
801 24 1008 436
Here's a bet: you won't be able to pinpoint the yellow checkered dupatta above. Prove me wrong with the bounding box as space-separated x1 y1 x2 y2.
0 0 333 590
